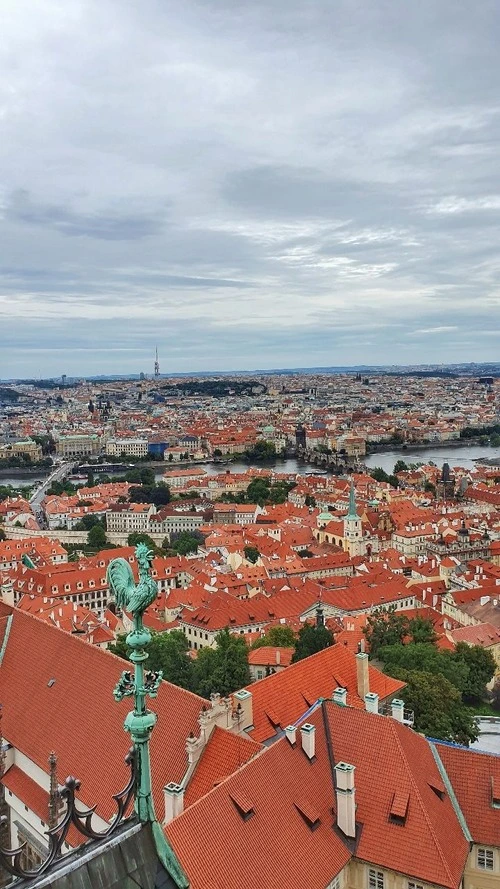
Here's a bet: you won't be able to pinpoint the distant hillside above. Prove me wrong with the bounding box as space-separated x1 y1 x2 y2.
0 387 21 402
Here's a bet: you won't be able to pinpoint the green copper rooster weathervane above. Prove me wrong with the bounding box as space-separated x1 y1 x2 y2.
0 544 188 886
108 543 189 889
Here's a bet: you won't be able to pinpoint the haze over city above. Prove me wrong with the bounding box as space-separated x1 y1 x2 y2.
2 0 500 376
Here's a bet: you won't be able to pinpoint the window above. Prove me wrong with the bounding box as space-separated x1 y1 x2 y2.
477 848 494 870
327 876 342 889
408 882 424 889
368 870 384 889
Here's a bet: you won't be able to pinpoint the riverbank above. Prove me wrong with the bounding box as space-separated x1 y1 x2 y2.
4 442 500 490
366 437 485 454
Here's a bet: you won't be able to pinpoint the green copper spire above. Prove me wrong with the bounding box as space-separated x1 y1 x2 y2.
107 545 189 889
347 479 358 519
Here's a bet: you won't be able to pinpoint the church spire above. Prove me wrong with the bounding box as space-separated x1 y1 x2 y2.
347 479 358 519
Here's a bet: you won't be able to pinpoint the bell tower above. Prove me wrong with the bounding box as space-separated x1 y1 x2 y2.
343 481 364 556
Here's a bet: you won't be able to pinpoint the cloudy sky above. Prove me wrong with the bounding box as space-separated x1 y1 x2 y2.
1 0 500 377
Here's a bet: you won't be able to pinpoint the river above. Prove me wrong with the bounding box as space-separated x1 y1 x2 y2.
155 444 500 482
1 444 498 492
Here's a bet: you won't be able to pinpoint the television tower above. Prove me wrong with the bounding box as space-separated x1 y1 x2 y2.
154 346 160 378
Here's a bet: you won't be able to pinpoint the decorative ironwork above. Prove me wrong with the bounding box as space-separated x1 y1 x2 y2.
113 669 163 702
0 747 136 880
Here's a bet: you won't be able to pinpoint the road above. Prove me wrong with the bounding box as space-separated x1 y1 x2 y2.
29 461 74 527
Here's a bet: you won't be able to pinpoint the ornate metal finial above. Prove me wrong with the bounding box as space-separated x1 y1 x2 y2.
48 752 61 831
107 545 189 889
0 749 136 880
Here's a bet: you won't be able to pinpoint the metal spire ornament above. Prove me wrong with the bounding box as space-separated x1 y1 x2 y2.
107 544 189 888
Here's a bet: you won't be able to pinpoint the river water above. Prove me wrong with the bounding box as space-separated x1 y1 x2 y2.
155 444 500 482
1 445 498 491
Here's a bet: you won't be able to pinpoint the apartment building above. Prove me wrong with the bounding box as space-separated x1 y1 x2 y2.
106 502 157 534
105 437 149 458
54 434 101 457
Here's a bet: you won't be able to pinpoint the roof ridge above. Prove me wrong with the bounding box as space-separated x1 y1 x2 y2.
388 720 456 886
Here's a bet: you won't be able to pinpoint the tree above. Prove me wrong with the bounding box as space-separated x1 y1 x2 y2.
491 676 500 712
424 481 436 496
379 643 469 693
129 483 170 507
244 441 276 462
408 616 437 645
251 626 297 649
305 494 316 508
87 523 107 549
110 630 195 691
364 607 410 657
213 449 223 458
170 530 205 556
75 514 106 532
246 478 270 506
0 529 5 542
453 642 496 702
127 532 157 550
394 460 408 473
194 628 250 697
244 545 260 564
292 623 334 663
394 669 478 745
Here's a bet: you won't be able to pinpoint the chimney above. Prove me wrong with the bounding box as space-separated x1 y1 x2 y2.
185 732 204 766
300 723 316 759
333 687 347 707
233 689 253 730
364 692 379 714
356 652 370 700
284 725 296 746
163 782 184 824
391 699 404 723
334 762 356 837
276 650 281 665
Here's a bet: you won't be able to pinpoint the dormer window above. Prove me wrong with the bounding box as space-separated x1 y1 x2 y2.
477 848 494 870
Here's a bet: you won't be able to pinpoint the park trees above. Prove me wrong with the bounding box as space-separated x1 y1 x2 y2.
111 630 195 691
250 626 297 650
244 545 260 564
194 628 250 698
292 623 334 663
395 670 478 745
87 523 108 550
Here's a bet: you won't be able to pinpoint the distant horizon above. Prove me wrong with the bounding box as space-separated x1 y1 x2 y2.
2 360 499 385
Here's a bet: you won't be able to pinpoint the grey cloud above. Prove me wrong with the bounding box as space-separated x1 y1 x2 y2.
6 190 168 240
1 0 500 376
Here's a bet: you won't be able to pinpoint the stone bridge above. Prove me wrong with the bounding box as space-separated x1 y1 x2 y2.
297 447 363 474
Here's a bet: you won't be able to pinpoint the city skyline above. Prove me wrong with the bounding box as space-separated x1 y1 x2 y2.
2 0 500 377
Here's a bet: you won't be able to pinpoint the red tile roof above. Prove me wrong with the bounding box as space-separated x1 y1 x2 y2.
166 710 351 889
184 726 261 808
0 608 206 823
434 742 500 847
166 703 469 889
247 646 294 668
242 643 405 743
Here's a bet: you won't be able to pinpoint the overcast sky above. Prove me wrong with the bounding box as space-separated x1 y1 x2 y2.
1 0 500 378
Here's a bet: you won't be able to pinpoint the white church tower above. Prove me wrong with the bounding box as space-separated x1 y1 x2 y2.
343 480 365 557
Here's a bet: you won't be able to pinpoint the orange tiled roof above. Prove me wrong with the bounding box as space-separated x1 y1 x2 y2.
434 742 500 847
243 643 405 743
0 608 206 822
166 702 469 889
184 726 261 808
